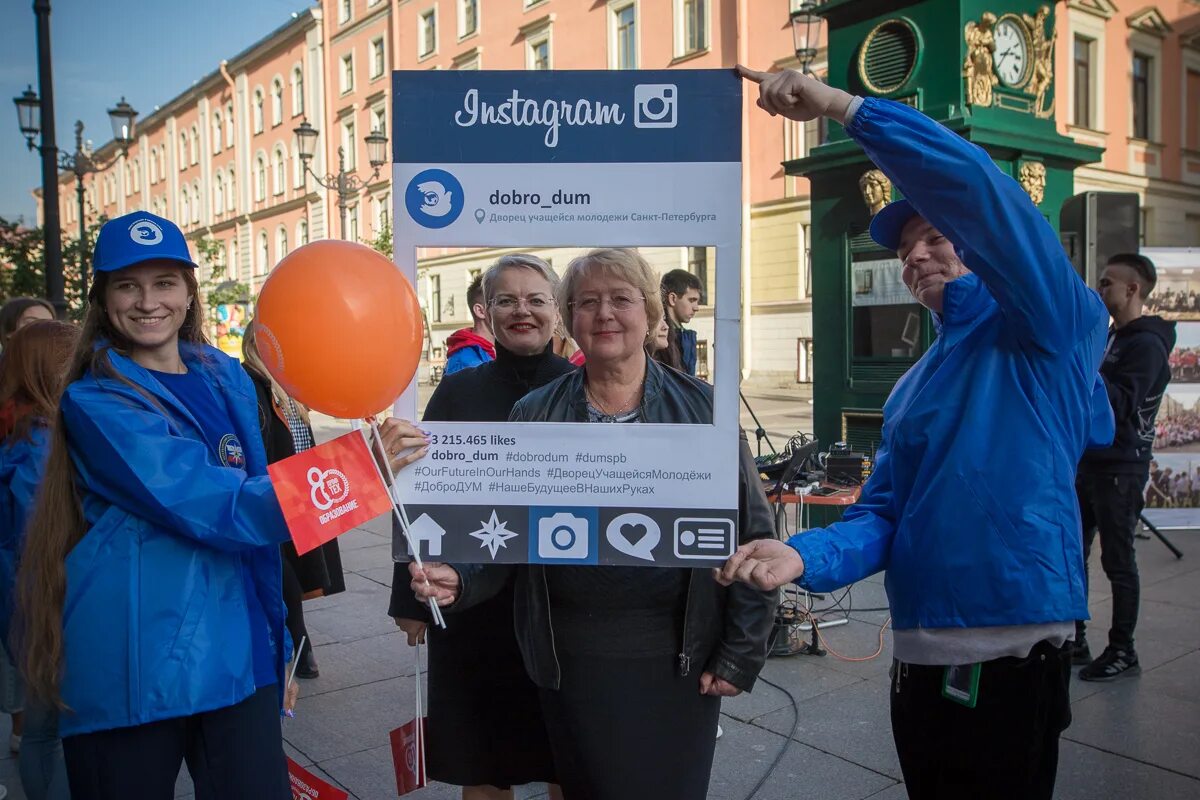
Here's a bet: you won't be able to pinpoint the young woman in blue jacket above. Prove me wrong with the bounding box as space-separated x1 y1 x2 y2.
18 212 297 799
1 319 77 800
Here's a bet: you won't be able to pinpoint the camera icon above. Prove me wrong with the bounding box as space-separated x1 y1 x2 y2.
537 512 590 560
634 84 678 129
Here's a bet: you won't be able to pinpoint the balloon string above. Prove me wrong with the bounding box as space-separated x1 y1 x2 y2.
367 419 447 629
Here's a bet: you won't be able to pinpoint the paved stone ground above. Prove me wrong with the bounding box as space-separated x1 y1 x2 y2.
2 395 1196 799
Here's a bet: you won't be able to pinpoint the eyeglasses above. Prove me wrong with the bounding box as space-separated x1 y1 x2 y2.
488 295 555 312
568 293 645 314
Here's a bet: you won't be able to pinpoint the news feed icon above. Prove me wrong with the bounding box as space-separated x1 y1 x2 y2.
673 518 735 560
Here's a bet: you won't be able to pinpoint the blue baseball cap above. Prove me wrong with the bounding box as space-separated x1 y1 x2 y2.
868 198 920 252
92 211 199 275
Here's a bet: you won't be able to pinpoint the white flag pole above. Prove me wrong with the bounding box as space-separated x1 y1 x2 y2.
366 419 446 628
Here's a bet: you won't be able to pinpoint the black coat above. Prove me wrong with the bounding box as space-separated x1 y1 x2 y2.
244 367 345 596
457 357 779 693
388 343 576 616
1079 314 1176 474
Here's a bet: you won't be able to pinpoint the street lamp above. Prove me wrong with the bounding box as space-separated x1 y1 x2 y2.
790 2 823 75
13 87 138 301
293 118 389 240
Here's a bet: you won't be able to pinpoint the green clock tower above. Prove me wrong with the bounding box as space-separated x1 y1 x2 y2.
791 0 1103 455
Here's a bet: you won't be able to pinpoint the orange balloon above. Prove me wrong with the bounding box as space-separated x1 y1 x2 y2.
255 240 424 418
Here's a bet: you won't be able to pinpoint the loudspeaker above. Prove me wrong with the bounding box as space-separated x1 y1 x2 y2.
1059 192 1140 288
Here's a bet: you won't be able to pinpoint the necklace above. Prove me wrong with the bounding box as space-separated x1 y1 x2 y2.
585 382 641 418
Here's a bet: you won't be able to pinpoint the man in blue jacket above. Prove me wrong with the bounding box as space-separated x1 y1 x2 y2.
720 66 1114 799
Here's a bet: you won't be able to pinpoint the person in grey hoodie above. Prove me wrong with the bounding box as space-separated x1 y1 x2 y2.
1075 253 1176 681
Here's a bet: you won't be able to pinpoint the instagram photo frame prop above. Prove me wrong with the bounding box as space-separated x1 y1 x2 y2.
392 70 741 569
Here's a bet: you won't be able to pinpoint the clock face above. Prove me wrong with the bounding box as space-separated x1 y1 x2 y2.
993 18 1029 87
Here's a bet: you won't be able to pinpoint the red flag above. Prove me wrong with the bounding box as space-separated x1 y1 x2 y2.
269 431 394 555
287 757 348 800
390 718 427 795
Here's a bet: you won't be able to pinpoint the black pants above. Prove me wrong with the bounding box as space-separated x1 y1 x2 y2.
281 553 311 660
890 640 1072 800
63 685 289 800
1076 471 1145 650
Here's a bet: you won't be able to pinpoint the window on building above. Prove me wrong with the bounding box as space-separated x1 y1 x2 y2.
225 103 235 147
1187 69 1200 152
371 38 386 79
191 182 201 223
292 68 304 117
371 107 387 139
227 169 237 212
271 79 284 126
341 53 354 94
258 231 270 274
292 135 304 188
1073 36 1093 128
796 338 814 383
460 0 478 38
680 0 706 55
178 133 187 169
149 147 158 184
272 147 285 196
180 188 190 224
613 4 637 70
297 218 309 246
276 226 288 261
375 191 390 231
253 89 265 134
342 120 357 170
528 35 551 71
190 126 199 165
348 204 360 241
212 112 223 154
255 155 267 201
214 174 224 215
430 273 442 322
419 9 437 58
687 247 708 305
339 0 351 24
1132 53 1151 140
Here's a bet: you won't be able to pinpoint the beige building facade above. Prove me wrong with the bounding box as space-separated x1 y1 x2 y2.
34 0 1200 385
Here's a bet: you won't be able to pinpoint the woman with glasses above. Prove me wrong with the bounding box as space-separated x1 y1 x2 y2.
388 254 570 800
412 248 777 799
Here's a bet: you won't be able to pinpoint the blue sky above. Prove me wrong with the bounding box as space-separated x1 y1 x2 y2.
0 0 310 224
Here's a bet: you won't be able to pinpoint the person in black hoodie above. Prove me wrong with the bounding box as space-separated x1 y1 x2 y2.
388 254 570 800
1075 253 1175 681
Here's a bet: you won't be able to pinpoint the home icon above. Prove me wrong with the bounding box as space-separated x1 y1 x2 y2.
406 513 446 558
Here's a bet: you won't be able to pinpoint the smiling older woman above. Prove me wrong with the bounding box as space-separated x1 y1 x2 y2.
413 248 777 800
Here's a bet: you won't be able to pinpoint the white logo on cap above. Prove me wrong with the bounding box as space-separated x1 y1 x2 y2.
129 219 164 246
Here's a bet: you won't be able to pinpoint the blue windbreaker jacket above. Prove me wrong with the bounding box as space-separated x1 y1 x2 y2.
58 342 290 736
789 98 1114 630
0 424 48 647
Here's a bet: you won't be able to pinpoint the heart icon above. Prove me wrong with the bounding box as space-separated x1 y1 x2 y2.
620 523 649 545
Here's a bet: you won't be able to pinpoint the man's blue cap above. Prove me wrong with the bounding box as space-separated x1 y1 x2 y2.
868 198 920 252
92 211 199 275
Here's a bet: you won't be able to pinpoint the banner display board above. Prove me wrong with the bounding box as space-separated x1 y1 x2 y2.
391 70 742 567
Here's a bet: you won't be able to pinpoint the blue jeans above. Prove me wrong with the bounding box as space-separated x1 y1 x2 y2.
18 697 69 800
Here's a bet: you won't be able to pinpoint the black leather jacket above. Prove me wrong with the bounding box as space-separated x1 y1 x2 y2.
452 358 778 692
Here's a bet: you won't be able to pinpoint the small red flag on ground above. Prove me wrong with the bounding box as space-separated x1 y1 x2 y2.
287 757 349 800
390 718 427 795
268 431 394 555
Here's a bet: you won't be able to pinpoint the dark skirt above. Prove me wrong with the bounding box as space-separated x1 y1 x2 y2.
538 650 721 800
425 580 556 788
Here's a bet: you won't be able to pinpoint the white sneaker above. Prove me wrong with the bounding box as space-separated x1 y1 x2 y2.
8 734 18 753
716 724 723 740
